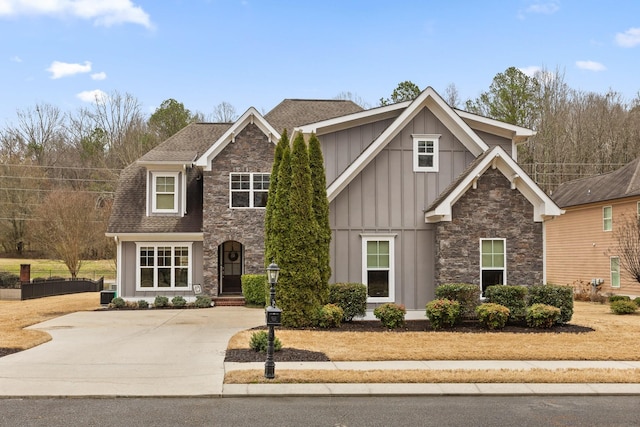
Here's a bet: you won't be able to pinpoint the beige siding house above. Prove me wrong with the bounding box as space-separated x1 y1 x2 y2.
547 159 640 297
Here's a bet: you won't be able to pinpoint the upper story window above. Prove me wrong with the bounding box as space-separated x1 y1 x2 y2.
603 206 612 231
152 172 179 213
230 173 270 208
412 134 440 172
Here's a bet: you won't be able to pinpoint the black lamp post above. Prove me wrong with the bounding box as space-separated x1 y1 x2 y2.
264 261 281 379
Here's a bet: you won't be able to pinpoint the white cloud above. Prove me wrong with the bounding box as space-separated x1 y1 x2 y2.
0 0 153 29
91 71 107 80
47 60 91 79
518 1 559 19
518 66 542 77
615 27 640 48
10 55 22 62
76 89 108 103
576 60 606 72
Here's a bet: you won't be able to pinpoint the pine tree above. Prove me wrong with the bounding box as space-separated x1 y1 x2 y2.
277 133 321 327
264 130 288 265
308 133 331 304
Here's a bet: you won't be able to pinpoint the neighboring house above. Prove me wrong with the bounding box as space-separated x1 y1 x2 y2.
546 159 640 297
106 87 562 308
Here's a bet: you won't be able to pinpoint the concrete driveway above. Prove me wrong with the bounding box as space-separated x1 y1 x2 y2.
0 307 264 397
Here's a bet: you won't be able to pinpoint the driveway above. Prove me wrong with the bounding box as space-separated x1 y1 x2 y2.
0 307 264 397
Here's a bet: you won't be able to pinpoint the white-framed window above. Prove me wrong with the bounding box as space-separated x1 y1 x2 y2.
152 172 179 213
230 173 270 208
136 243 191 290
412 134 440 172
603 206 612 231
480 238 506 296
636 201 640 218
361 233 396 303
610 256 620 288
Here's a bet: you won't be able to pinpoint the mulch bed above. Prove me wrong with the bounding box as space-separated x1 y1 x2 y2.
224 319 595 363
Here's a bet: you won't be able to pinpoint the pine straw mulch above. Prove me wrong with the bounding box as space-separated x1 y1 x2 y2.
224 319 594 363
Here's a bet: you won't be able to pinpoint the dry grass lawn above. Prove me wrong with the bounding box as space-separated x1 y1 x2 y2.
0 292 101 349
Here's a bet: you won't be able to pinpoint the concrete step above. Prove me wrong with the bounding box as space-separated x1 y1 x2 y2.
213 296 245 306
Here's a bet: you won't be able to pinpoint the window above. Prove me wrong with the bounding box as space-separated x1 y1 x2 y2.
361 234 396 302
637 201 640 218
412 134 440 172
230 173 270 208
137 243 191 290
603 206 612 231
480 239 506 296
152 173 179 213
610 256 620 288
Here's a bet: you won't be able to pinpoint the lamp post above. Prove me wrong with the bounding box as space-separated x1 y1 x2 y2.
264 261 281 379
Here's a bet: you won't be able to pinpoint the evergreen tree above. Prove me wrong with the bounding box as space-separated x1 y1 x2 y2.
264 129 288 265
308 133 331 303
271 144 291 268
277 133 321 327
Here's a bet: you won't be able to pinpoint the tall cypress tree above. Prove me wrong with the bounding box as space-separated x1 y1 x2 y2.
308 133 331 304
271 144 291 269
277 133 320 327
264 130 288 266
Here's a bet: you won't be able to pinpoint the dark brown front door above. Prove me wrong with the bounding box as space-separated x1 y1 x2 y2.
220 241 242 294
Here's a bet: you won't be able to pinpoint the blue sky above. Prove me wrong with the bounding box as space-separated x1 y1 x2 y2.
1 0 639 125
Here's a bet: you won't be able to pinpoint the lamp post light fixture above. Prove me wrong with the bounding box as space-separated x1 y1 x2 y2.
264 261 282 379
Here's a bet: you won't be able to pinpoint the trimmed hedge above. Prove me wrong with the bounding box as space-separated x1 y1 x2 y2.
610 300 638 315
316 303 344 328
526 303 561 328
241 274 267 307
425 299 461 330
374 303 406 329
485 285 528 322
476 303 510 330
609 295 631 303
528 284 573 324
329 283 367 322
435 283 480 318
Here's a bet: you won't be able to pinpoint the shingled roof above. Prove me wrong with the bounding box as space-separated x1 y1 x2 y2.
551 158 640 208
138 123 232 163
265 99 363 135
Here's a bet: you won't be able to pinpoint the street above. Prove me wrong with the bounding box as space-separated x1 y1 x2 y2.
1 396 638 426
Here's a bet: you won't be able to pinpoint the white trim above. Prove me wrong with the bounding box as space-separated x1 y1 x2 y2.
229 172 270 209
135 242 193 291
361 233 397 303
326 87 489 202
425 146 564 223
412 134 440 172
151 172 180 214
105 232 203 242
480 238 507 295
603 205 613 231
194 107 280 170
610 256 620 288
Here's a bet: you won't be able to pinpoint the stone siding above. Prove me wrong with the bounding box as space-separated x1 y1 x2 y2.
202 123 274 295
434 168 543 287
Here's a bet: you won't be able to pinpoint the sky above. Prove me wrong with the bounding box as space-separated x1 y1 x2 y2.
1 0 639 125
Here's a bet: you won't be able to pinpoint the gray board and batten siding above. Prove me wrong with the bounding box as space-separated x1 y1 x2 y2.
322 107 481 309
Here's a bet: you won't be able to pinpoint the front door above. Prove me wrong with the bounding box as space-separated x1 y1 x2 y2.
219 241 243 294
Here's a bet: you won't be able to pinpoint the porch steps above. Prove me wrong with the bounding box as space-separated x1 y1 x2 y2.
213 296 246 307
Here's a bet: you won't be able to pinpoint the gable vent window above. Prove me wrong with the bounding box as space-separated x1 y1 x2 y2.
412 134 440 172
230 173 270 208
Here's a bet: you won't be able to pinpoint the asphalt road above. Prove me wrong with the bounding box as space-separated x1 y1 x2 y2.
1 396 639 426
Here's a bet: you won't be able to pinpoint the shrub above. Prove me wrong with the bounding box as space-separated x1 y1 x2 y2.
425 299 461 330
137 299 149 309
110 297 125 309
610 300 638 315
329 283 367 322
525 303 561 328
154 295 169 308
249 330 282 353
476 303 510 330
242 274 267 307
195 295 212 308
316 303 344 328
373 303 406 329
172 296 187 308
485 285 528 322
635 297 640 306
609 295 631 303
435 283 480 319
0 271 20 288
528 284 573 324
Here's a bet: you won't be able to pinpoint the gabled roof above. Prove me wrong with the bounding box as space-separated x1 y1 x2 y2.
551 158 640 208
138 123 232 165
265 99 363 135
322 87 490 202
454 109 536 144
425 146 563 223
194 107 280 170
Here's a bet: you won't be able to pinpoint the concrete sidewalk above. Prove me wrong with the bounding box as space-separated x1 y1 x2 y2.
0 308 639 397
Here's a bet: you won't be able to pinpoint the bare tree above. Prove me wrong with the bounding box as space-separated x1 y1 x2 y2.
211 101 238 122
613 214 640 283
334 91 370 109
443 83 461 108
